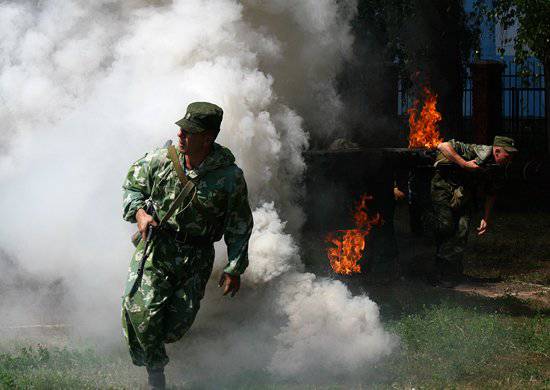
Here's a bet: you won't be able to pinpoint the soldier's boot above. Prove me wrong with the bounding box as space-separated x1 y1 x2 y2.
439 277 460 289
439 263 465 288
146 367 166 390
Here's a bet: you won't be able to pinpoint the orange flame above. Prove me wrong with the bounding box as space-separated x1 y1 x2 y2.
325 195 382 275
407 86 443 149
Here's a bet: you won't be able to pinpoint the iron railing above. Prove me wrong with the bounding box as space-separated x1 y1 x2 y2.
398 58 546 151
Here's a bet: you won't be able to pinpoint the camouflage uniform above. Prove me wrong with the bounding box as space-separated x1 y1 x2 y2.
429 139 503 279
121 142 253 369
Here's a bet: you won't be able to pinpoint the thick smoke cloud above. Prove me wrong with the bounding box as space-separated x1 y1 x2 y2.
0 0 396 382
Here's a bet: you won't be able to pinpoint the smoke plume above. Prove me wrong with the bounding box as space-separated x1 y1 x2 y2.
0 0 396 383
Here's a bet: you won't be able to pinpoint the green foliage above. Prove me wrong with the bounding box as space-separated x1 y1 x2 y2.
356 0 480 80
354 0 413 63
475 0 550 66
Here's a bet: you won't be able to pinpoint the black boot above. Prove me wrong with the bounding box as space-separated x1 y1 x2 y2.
439 270 465 288
439 277 460 288
146 367 166 390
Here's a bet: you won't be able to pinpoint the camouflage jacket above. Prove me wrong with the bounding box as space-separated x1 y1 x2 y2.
122 142 253 275
435 139 504 194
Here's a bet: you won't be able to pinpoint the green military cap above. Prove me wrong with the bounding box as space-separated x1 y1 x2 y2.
175 102 223 133
493 135 518 153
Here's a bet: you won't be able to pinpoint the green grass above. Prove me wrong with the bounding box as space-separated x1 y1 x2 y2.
464 194 550 285
466 211 550 284
379 304 550 389
1 304 548 389
0 344 140 389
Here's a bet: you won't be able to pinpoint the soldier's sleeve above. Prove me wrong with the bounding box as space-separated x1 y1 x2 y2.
122 152 156 223
448 139 477 161
223 169 254 275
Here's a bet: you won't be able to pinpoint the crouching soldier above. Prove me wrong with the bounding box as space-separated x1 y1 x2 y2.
121 102 253 389
428 136 517 287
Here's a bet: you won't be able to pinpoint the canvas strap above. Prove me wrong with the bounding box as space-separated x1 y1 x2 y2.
167 144 189 186
166 144 219 228
161 145 197 225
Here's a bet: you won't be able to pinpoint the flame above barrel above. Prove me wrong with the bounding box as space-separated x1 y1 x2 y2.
325 195 382 275
408 86 443 149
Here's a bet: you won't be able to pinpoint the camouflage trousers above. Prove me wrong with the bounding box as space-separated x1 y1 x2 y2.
428 173 473 278
121 233 215 368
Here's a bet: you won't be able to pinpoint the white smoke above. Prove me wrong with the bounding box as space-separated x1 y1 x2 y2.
245 202 302 284
0 0 396 382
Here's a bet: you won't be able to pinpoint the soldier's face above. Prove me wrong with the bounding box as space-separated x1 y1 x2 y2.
177 128 211 156
493 146 513 165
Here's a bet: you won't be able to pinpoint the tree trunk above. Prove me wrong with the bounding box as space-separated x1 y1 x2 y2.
401 0 467 140
545 60 550 154
339 4 403 148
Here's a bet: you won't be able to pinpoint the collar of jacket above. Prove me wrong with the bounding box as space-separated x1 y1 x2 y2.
183 142 236 179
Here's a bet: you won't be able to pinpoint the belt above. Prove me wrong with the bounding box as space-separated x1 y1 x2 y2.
169 229 213 246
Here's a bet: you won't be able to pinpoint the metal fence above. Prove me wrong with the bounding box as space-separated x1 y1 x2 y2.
397 80 415 117
398 58 547 152
501 60 546 152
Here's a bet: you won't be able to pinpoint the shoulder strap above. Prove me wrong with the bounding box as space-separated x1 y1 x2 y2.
167 144 189 186
159 181 196 225
159 145 197 225
166 144 218 228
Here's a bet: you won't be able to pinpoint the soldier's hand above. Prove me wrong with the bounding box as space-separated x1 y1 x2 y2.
461 160 480 172
393 187 406 201
136 208 158 240
477 218 488 236
218 273 240 297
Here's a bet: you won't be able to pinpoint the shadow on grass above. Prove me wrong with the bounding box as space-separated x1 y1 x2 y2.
337 276 550 321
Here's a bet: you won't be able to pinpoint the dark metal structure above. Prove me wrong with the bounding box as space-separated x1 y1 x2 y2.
302 148 434 277
303 145 550 281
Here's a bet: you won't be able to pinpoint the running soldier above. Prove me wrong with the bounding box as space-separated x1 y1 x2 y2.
121 102 253 389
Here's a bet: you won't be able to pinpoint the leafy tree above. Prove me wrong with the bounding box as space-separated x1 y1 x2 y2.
476 0 550 66
339 0 413 146
475 0 550 150
341 0 479 146
396 0 478 138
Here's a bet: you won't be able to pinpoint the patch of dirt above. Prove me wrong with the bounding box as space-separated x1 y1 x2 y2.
454 281 550 310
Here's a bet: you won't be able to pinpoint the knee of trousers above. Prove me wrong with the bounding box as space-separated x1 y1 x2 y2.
163 302 202 344
122 304 165 342
436 240 467 262
423 205 453 238
433 218 455 238
163 315 196 344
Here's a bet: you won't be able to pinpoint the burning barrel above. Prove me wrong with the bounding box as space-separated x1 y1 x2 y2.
302 84 517 280
300 86 443 278
302 147 434 278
